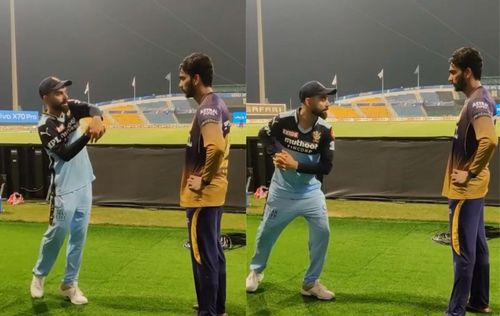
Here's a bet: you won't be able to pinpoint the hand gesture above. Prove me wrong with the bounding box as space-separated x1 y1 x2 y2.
273 150 298 171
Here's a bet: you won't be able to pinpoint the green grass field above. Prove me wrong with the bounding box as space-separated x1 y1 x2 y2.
1 120 499 145
246 216 500 316
246 197 500 315
1 118 499 315
1 199 499 315
247 120 500 138
247 198 500 224
0 126 247 145
0 202 246 231
0 204 246 316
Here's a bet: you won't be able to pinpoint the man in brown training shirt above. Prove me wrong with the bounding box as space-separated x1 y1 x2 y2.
443 47 498 316
178 52 231 316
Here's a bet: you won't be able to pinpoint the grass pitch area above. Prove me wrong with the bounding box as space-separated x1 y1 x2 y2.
2 120 499 145
246 120 500 138
0 126 247 145
247 198 500 224
246 197 500 316
0 203 246 315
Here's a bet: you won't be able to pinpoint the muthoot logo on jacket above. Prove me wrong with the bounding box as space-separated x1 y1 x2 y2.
284 137 318 150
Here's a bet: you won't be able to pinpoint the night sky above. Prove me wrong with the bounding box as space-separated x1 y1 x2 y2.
246 0 499 105
0 0 245 110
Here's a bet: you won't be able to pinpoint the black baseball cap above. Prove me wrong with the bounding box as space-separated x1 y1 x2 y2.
38 76 72 98
299 81 337 102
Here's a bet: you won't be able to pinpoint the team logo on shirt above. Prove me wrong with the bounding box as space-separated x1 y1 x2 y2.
200 108 219 117
40 127 51 137
284 137 318 153
282 129 298 138
472 101 489 110
312 130 321 143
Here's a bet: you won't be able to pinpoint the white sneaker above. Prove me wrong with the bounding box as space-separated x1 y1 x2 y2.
59 282 88 305
246 270 264 293
300 280 335 300
30 275 45 299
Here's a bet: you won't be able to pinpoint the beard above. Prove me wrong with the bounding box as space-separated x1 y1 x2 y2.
319 110 328 119
452 73 467 92
182 80 196 98
49 99 68 113
312 107 328 119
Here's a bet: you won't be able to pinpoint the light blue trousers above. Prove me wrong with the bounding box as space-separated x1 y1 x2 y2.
32 183 92 285
250 193 330 286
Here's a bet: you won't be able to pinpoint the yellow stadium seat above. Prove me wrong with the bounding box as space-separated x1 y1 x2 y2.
110 114 144 125
107 104 135 111
355 97 384 104
80 114 115 128
328 106 359 119
358 105 391 118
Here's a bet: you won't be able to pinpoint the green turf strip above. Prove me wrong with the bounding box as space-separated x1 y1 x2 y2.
0 126 247 145
246 121 500 138
246 216 500 316
0 222 246 315
0 202 246 231
2 120 500 145
248 197 500 224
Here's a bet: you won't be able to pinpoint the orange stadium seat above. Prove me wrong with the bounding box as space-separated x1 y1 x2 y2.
107 104 135 111
328 105 359 119
355 97 384 104
80 114 114 127
102 115 114 126
358 105 391 118
110 113 144 125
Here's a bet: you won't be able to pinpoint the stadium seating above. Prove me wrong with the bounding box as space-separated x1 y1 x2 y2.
385 94 418 105
420 92 440 105
355 97 385 104
138 100 167 110
91 86 486 126
188 99 198 110
222 97 246 112
172 99 195 112
175 112 195 124
423 105 461 116
137 100 178 124
436 91 454 103
223 96 245 107
391 103 426 117
328 105 360 119
358 104 391 118
110 113 145 125
102 114 114 126
454 97 466 107
143 111 177 124
99 102 147 125
106 103 136 111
